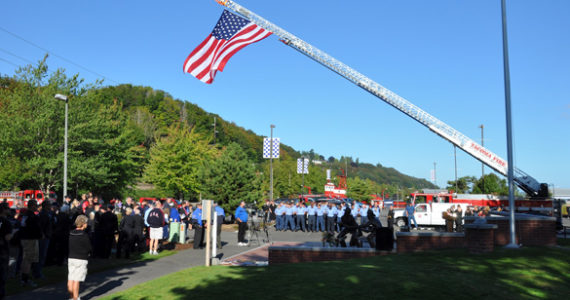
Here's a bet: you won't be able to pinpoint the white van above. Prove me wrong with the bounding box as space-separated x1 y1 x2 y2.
394 203 469 227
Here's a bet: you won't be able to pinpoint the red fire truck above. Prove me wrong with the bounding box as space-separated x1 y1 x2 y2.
389 190 552 212
0 190 56 208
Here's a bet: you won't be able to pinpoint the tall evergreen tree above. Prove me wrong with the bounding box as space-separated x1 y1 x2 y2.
200 143 262 212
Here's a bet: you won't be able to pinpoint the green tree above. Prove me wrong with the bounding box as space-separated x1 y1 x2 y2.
66 98 143 198
446 176 477 193
0 59 144 198
347 177 373 201
200 143 262 212
472 173 509 195
143 125 215 199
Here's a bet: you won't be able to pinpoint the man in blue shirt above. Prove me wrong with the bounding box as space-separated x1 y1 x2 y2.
360 203 369 225
235 201 249 246
351 204 360 225
405 202 418 229
191 203 204 249
316 203 325 232
337 203 346 232
372 201 381 220
285 203 296 232
306 202 317 232
214 202 225 249
326 203 338 233
274 203 283 231
296 203 307 232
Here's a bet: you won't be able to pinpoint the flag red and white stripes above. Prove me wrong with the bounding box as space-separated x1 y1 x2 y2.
183 10 272 84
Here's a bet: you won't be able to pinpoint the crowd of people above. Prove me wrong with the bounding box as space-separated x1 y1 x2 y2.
0 193 229 299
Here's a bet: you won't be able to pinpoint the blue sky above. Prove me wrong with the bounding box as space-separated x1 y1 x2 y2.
1 0 569 189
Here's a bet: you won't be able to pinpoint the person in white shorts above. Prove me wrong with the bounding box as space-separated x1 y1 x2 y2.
68 215 91 300
146 201 165 255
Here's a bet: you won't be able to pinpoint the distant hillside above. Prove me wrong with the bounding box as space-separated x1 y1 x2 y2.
98 84 436 190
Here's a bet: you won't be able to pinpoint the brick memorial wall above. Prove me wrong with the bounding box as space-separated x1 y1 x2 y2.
268 215 556 264
396 231 465 253
464 214 556 247
268 246 387 264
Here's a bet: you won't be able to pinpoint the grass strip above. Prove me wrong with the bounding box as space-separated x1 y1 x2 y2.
102 246 570 300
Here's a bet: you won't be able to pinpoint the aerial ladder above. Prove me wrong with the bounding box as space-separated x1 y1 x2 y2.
214 0 548 198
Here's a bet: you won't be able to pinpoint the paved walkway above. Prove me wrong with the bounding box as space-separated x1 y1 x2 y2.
9 228 324 300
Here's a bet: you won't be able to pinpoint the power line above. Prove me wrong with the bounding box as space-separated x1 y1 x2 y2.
0 47 34 64
0 26 118 84
0 56 19 67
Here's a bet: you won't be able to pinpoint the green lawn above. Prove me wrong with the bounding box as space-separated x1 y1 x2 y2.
8 250 177 296
102 246 570 300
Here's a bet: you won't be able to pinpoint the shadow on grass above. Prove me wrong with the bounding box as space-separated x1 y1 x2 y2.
108 247 569 300
7 249 176 299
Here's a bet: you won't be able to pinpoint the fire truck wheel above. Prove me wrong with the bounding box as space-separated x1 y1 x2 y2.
396 218 406 227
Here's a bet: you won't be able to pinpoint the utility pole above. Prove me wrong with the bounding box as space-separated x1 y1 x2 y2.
454 146 458 192
270 124 275 202
479 124 485 191
433 161 437 185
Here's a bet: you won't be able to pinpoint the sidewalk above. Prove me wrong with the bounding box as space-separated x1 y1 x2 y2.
8 228 323 299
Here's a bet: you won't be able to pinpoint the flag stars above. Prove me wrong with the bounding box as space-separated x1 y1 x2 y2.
212 10 251 40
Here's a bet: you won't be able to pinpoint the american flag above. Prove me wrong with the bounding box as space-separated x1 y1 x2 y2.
183 10 272 84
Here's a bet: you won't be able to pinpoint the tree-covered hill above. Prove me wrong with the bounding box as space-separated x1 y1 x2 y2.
0 61 436 206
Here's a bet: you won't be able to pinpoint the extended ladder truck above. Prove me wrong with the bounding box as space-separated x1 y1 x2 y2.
214 0 549 199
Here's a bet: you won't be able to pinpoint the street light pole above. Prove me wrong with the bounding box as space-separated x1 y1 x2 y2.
500 0 518 248
270 124 275 202
55 94 68 198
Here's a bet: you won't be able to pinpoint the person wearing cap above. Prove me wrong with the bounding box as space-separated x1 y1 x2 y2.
67 214 91 300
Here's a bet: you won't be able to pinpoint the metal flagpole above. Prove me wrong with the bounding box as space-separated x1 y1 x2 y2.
501 0 518 248
270 124 275 202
